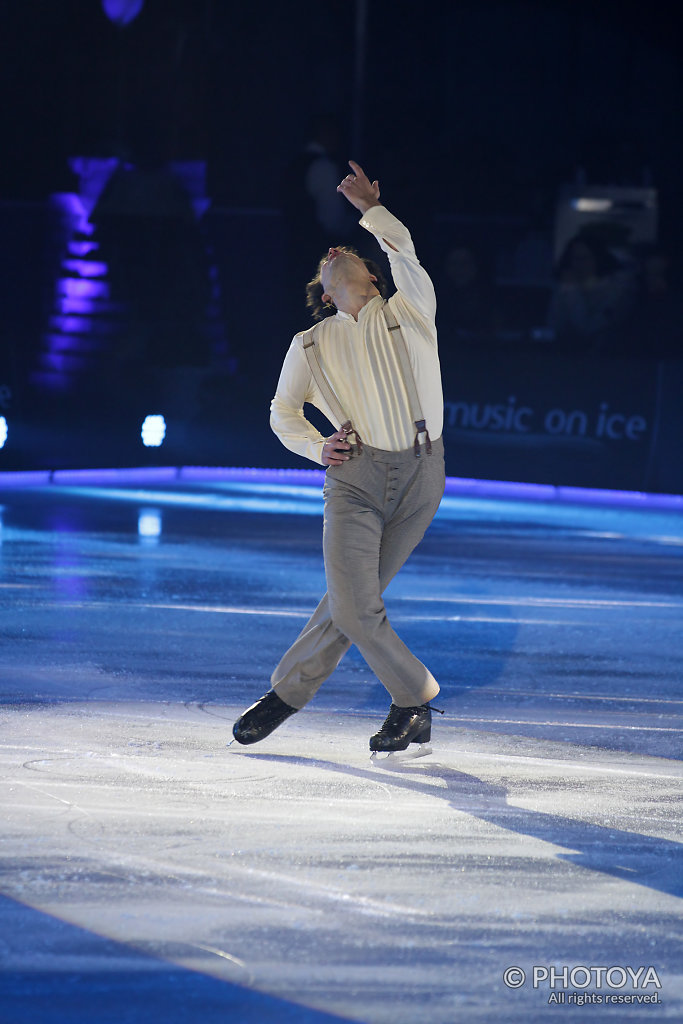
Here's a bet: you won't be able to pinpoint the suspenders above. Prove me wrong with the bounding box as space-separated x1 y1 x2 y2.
302 301 433 458
381 302 433 457
302 329 365 452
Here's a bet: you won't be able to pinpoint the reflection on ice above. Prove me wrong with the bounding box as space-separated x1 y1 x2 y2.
138 508 163 542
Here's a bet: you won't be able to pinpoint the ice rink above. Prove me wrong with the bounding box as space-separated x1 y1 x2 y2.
0 468 682 1023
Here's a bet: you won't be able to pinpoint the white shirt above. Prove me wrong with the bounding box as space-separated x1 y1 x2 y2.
270 205 443 465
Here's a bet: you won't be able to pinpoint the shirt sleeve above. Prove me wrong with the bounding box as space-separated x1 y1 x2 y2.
359 205 436 322
270 338 328 465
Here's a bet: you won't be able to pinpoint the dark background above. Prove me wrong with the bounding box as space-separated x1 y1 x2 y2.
0 0 681 490
3 1 682 219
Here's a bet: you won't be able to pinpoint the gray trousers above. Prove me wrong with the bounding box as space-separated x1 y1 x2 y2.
271 437 445 709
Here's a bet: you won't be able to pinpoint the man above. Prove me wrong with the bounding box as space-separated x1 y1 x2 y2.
232 160 445 754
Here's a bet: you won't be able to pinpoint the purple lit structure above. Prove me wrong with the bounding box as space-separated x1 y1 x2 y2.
33 161 120 392
101 0 145 28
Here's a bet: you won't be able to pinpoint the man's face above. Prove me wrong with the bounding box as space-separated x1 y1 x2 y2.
320 248 374 300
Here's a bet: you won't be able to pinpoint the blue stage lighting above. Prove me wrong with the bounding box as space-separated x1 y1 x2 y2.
141 415 166 448
101 0 145 27
0 417 7 449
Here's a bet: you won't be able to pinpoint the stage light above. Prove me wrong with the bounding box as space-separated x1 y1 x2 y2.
571 198 613 213
101 0 145 27
0 417 7 449
141 415 166 448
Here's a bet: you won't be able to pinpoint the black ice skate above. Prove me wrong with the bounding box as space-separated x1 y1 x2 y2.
231 690 297 746
369 702 442 761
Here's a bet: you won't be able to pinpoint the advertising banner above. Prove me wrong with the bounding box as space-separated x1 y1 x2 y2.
442 351 659 490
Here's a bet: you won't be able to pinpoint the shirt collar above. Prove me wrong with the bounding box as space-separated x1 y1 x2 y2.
335 294 384 323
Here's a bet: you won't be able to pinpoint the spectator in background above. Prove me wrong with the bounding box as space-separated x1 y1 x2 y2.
92 159 210 370
281 114 358 333
436 243 499 380
547 233 635 354
439 243 499 333
622 247 683 359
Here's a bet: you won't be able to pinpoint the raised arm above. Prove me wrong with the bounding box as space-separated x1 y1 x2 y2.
337 161 436 322
336 159 382 215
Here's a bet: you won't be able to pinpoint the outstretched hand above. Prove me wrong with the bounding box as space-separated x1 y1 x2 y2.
336 160 381 214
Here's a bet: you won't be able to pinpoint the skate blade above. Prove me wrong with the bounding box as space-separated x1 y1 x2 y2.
370 743 433 763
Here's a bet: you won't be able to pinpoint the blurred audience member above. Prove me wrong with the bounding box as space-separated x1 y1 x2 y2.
436 242 500 388
547 233 635 354
622 247 683 359
281 114 357 333
437 242 499 340
92 160 210 370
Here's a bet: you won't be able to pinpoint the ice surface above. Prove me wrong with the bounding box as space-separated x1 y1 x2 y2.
0 478 681 1022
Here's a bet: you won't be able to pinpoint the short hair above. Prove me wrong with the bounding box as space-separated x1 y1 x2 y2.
305 247 388 320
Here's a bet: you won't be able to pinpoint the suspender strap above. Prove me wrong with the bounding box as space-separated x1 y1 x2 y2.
303 327 363 451
381 301 432 457
303 304 432 459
